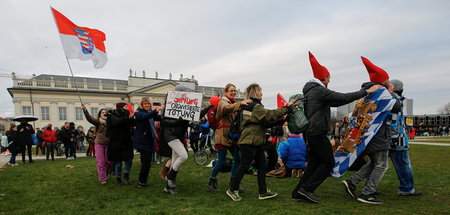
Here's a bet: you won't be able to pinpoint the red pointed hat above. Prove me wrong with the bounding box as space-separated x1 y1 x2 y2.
309 51 330 80
361 57 389 83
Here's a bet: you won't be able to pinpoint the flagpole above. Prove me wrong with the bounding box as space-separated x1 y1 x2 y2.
65 57 83 104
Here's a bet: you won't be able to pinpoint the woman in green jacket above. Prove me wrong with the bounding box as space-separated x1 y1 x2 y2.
226 83 290 202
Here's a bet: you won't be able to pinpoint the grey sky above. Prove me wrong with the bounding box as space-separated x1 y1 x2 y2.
1 0 449 117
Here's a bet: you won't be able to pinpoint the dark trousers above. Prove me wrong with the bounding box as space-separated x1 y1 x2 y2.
46 142 56 160
230 144 268 194
190 137 199 153
138 150 152 184
265 143 278 172
70 142 77 158
293 134 334 193
22 143 33 162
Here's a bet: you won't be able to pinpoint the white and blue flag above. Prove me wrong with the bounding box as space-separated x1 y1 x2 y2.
331 88 396 178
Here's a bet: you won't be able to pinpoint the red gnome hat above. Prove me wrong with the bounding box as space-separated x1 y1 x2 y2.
361 57 389 83
309 51 330 80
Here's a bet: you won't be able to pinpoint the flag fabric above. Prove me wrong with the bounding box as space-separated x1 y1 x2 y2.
277 93 288 108
51 7 107 68
331 88 396 178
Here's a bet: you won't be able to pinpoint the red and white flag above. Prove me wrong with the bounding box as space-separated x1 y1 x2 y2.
51 7 107 68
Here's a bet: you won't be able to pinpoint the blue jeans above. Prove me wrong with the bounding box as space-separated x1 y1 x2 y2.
211 145 240 178
79 141 85 152
9 152 18 164
115 160 133 177
389 150 415 193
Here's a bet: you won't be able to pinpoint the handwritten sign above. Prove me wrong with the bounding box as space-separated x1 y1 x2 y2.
164 91 203 121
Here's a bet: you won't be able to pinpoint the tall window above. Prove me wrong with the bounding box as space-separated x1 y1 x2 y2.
91 108 98 115
59 107 67 120
41 107 50 120
22 106 32 115
75 107 83 120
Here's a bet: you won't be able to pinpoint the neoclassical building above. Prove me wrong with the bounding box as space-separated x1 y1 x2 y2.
7 70 243 130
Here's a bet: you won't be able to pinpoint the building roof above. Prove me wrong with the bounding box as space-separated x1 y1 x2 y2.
35 74 128 85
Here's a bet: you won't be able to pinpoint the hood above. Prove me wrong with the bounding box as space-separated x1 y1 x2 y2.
303 81 321 95
361 81 382 90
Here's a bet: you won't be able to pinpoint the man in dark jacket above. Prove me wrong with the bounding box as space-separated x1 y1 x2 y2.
292 52 381 203
60 122 73 159
342 57 402 205
17 120 35 163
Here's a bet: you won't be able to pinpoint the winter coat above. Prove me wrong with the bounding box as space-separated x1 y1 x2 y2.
279 135 307 169
362 83 402 154
303 79 368 136
160 112 189 157
214 96 243 147
199 120 210 136
17 123 34 149
108 108 134 162
59 127 72 145
238 98 289 146
42 128 57 143
133 107 160 152
189 122 201 141
83 109 109 145
5 129 19 154
86 129 96 144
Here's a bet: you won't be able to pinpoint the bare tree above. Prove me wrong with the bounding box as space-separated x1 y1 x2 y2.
437 102 450 114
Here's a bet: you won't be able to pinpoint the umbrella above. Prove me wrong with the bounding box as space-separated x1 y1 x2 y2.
13 115 38 122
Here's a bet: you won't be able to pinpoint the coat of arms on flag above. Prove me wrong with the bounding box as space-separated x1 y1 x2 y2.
331 88 396 178
51 7 107 68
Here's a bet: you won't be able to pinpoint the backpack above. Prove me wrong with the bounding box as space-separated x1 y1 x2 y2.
207 106 219 130
228 108 243 141
287 94 309 134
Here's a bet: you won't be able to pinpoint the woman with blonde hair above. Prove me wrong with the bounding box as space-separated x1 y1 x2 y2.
226 83 291 201
207 83 252 192
133 97 161 188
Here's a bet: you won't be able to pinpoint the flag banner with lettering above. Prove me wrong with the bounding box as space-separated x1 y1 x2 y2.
164 91 203 121
331 88 396 178
51 7 107 68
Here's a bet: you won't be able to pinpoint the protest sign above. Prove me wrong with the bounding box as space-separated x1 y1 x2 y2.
164 91 203 121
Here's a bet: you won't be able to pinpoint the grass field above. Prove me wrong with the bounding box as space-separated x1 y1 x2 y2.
0 144 449 215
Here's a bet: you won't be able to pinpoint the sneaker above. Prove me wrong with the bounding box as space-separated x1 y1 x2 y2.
226 189 242 202
342 179 356 198
398 190 423 196
13 163 19 166
167 179 177 189
164 185 179 195
298 188 320 203
137 182 146 189
259 189 278 200
7 162 13 166
357 194 384 205
100 181 107 185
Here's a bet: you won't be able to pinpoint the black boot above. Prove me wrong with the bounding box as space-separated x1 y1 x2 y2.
124 173 131 185
167 169 178 189
207 177 219 192
116 177 122 185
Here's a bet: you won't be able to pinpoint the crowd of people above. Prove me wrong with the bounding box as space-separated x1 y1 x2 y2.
1 52 424 205
3 121 96 166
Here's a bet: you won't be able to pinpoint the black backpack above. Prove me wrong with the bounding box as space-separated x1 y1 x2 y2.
228 108 243 141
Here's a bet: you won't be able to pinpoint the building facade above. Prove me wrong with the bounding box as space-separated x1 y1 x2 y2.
7 71 243 130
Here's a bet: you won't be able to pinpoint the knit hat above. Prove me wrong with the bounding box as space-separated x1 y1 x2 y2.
116 102 127 109
390 79 403 91
209 96 220 106
361 57 389 83
309 51 330 80
175 85 190 92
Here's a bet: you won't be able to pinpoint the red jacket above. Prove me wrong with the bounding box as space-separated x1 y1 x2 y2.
42 129 57 143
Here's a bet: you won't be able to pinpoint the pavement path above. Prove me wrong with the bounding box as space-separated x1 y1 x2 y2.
0 152 87 168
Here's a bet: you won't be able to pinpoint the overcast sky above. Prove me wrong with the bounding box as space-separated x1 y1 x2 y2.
1 0 449 117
